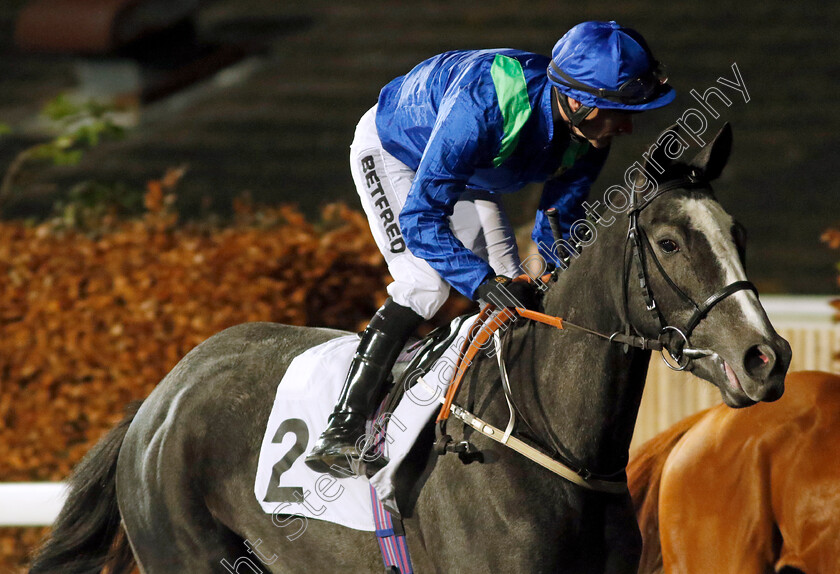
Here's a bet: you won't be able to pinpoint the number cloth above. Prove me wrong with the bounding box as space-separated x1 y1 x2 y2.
254 317 476 529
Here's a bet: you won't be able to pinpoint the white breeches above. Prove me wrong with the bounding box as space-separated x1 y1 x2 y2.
350 105 520 320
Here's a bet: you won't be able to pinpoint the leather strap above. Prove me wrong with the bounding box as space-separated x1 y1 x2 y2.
516 307 564 329
684 280 758 335
436 300 663 423
436 307 517 422
444 401 627 494
609 332 663 351
431 304 631 494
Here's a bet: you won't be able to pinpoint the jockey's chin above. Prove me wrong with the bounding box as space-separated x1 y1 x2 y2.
588 135 614 149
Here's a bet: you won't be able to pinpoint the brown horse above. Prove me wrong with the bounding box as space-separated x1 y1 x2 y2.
629 370 840 574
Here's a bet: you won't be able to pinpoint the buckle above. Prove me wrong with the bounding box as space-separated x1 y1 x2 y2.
659 326 691 371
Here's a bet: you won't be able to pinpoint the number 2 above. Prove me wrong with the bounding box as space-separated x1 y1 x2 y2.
263 418 309 503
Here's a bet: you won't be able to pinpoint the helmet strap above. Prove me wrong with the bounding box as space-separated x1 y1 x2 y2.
553 87 594 134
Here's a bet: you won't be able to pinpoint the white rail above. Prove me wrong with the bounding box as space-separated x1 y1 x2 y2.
1 296 836 526
0 482 67 526
760 295 837 326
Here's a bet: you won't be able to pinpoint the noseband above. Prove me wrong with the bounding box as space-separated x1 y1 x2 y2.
624 172 758 370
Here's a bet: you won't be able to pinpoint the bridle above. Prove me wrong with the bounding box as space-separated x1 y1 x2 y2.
433 173 759 491
622 171 758 370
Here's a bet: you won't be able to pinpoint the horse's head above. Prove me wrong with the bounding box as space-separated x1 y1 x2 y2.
625 122 791 407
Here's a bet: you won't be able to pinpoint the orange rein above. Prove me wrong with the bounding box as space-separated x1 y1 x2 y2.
436 273 563 422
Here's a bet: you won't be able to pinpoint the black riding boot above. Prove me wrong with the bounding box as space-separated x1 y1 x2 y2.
305 298 423 477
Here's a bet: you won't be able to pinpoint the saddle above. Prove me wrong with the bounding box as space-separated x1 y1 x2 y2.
383 314 472 420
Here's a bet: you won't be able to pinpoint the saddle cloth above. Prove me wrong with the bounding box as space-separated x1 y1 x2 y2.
254 316 475 531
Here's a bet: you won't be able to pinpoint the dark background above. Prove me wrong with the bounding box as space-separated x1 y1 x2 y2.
0 0 837 293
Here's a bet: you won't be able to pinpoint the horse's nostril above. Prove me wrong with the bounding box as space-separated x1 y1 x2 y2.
744 344 775 376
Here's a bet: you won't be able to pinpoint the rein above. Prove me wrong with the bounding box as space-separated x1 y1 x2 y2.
433 173 758 493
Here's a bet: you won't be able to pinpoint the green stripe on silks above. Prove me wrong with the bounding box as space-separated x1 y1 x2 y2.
559 138 590 172
490 54 532 167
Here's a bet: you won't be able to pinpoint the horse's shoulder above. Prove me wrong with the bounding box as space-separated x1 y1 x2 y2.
692 371 840 435
659 403 773 531
658 406 754 532
665 399 777 478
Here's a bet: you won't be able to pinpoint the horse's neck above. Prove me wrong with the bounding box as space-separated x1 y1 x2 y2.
468 226 650 476
542 227 650 473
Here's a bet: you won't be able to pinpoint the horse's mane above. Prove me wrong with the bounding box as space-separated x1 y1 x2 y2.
627 407 712 574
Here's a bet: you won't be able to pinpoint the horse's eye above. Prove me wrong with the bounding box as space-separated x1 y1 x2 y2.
658 239 680 253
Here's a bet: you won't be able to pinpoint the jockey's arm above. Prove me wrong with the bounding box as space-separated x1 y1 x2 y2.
398 90 504 301
532 145 610 264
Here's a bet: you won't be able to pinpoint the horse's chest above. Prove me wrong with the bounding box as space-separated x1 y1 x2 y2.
408 466 639 573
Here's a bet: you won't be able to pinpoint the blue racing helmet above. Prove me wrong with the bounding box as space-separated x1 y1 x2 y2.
548 21 675 118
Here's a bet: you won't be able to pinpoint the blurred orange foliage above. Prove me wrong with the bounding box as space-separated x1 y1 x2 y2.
0 178 473 569
0 202 392 482
822 227 840 322
0 185 456 567
821 228 840 251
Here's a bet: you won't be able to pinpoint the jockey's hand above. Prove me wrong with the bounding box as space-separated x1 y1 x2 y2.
475 275 541 310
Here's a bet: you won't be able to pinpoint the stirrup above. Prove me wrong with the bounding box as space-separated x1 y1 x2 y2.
305 443 389 478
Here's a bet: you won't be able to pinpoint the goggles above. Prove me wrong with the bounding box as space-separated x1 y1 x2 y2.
548 60 669 105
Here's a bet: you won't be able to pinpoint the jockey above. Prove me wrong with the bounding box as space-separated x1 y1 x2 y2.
305 21 675 475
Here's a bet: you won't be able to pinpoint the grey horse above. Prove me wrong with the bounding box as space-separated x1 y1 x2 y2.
29 123 791 574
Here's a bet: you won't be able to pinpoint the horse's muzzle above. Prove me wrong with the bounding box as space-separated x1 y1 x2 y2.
740 334 791 402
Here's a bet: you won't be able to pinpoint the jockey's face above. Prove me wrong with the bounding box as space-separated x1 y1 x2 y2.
578 107 636 148
565 96 636 149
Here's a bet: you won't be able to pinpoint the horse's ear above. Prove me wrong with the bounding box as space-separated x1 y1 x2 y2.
689 122 732 182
